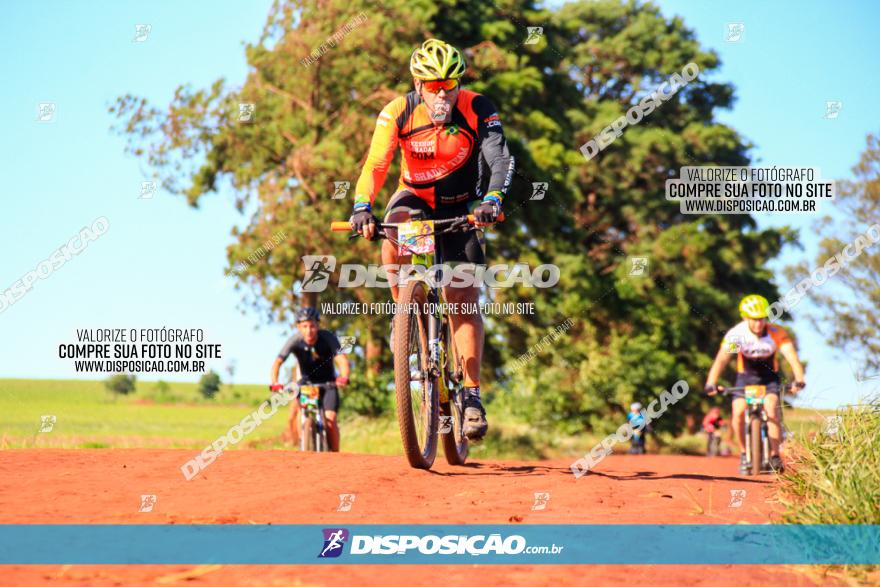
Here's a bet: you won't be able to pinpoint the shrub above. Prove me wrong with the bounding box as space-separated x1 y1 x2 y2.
105 373 136 397
343 371 394 417
198 370 222 400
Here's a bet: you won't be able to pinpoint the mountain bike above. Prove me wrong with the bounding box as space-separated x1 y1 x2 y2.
628 421 650 454
332 211 502 469
706 427 723 457
628 428 646 454
720 383 795 475
284 382 335 452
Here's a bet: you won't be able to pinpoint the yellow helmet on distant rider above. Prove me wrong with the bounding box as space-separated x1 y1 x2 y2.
410 39 466 80
739 294 770 319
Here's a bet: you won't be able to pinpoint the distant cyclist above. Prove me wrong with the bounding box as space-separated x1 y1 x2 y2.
627 402 650 454
349 38 514 441
704 294 805 472
270 307 350 451
702 407 726 456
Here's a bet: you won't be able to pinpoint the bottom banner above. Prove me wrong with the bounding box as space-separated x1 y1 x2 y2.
1 525 878 564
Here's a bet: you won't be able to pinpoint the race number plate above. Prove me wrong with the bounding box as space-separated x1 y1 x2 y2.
398 220 435 256
299 385 320 407
744 385 767 404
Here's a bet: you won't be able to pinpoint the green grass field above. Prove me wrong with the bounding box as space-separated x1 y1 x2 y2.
0 379 286 449
0 378 588 458
0 378 835 459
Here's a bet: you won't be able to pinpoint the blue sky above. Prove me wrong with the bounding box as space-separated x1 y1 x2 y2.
1 0 878 408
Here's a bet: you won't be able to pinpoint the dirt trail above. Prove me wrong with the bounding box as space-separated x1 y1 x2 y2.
0 450 842 586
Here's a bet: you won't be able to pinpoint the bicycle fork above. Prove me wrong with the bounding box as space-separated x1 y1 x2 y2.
760 413 770 470
426 291 443 381
745 410 753 467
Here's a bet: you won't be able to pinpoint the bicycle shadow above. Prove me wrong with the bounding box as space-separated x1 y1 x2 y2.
426 462 573 477
586 470 770 484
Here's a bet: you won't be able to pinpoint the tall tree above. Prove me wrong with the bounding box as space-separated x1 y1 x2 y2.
110 0 796 432
786 132 880 376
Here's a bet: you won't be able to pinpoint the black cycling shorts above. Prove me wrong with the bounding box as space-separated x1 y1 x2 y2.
734 374 780 396
383 190 486 265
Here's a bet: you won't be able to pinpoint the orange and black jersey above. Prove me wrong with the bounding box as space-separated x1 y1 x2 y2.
354 89 514 209
721 321 793 385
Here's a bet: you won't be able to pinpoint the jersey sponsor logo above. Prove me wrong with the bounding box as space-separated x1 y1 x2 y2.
484 113 501 128
440 191 471 204
412 146 470 182
410 139 435 160
410 139 434 151
739 339 775 359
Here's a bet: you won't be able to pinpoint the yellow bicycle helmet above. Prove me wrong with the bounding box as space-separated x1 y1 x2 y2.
739 294 770 319
409 38 466 80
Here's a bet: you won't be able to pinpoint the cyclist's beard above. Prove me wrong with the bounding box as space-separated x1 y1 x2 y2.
426 96 452 123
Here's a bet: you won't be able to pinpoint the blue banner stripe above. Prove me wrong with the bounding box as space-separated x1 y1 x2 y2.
0 525 877 565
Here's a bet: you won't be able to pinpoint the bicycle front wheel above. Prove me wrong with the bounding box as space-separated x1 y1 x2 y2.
393 282 438 469
750 415 762 475
303 415 317 452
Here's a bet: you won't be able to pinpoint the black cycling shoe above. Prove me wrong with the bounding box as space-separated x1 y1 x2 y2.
739 453 750 475
768 454 785 473
462 388 488 441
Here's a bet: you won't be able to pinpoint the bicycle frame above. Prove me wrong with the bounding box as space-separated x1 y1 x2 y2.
330 211 502 468
379 212 483 401
406 234 453 403
722 383 794 473
285 382 334 452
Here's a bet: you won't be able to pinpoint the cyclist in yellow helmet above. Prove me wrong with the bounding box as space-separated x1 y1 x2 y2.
704 294 806 473
349 39 515 441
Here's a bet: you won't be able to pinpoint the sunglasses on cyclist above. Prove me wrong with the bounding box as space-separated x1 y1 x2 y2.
421 79 459 93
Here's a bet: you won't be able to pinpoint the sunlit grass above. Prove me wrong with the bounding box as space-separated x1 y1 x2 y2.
777 399 880 524
0 378 595 459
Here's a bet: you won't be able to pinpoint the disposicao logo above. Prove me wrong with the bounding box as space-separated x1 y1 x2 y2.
318 528 349 558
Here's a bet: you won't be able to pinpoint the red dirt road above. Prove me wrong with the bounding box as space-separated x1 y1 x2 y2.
0 450 846 586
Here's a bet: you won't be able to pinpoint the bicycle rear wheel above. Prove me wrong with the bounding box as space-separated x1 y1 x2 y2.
393 282 438 469
707 433 719 456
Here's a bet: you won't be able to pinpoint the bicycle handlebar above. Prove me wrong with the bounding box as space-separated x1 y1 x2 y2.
720 383 798 397
281 382 336 393
330 212 505 233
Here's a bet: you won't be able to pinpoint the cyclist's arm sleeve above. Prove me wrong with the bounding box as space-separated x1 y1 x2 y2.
769 326 793 348
474 95 514 202
277 336 298 362
720 326 738 350
354 97 404 208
